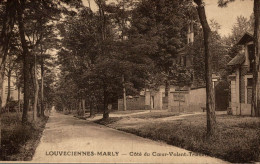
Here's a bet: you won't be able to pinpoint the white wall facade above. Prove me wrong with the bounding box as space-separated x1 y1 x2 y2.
1 76 23 107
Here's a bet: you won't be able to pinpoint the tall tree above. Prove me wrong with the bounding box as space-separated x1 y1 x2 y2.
252 0 260 117
16 0 31 123
40 51 44 116
95 0 114 119
15 0 75 121
188 20 228 84
193 0 216 136
128 0 195 93
0 0 16 111
4 53 17 108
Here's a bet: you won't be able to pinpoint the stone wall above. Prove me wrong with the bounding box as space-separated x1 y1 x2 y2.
145 86 165 110
230 102 251 115
118 96 146 110
162 97 168 109
168 87 206 113
189 88 206 105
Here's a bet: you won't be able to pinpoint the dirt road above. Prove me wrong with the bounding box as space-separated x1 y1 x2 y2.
32 110 228 163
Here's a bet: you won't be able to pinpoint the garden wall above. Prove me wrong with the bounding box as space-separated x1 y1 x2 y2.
118 96 146 110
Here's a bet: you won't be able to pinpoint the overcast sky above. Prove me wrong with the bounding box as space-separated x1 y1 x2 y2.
205 0 253 37
82 0 254 37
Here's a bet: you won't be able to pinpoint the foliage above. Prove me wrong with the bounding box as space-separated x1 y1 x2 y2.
129 0 195 78
187 21 228 84
55 3 152 116
0 112 48 161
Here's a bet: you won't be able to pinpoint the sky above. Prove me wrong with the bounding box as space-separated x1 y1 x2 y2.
82 0 254 37
205 0 253 37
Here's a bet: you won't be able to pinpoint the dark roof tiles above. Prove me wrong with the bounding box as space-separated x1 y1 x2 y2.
227 53 245 66
237 32 253 45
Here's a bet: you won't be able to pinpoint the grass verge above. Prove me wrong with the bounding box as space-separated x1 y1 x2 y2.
94 117 122 125
111 110 145 114
97 114 260 163
1 112 49 161
131 111 179 119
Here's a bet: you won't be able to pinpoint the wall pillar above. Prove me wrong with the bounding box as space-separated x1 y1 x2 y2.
168 85 175 110
145 90 151 109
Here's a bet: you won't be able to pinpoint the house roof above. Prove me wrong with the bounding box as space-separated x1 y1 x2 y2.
237 32 253 45
227 53 245 66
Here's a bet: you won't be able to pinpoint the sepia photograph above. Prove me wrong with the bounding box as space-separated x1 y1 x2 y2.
0 0 259 163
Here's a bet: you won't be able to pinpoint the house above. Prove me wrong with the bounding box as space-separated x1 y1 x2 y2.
227 32 254 115
1 75 23 109
177 20 194 69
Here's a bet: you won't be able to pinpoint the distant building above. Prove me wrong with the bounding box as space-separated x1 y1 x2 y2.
143 20 210 112
1 75 23 107
176 20 194 70
228 32 254 115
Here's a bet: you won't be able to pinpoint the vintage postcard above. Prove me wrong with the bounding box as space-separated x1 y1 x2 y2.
0 0 259 163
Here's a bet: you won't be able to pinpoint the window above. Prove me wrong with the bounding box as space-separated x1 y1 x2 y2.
248 44 254 72
247 78 253 104
247 78 253 87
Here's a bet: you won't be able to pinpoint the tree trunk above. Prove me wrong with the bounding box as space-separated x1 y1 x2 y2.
82 99 85 116
90 100 95 117
18 86 20 112
41 58 44 116
0 64 5 112
17 0 30 123
6 70 11 107
33 54 39 121
252 0 260 117
78 100 82 116
37 93 41 117
121 0 127 111
194 0 216 136
122 75 127 111
103 91 109 119
0 0 16 114
69 104 71 114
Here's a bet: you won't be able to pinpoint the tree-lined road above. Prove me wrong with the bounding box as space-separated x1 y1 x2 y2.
32 111 227 163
